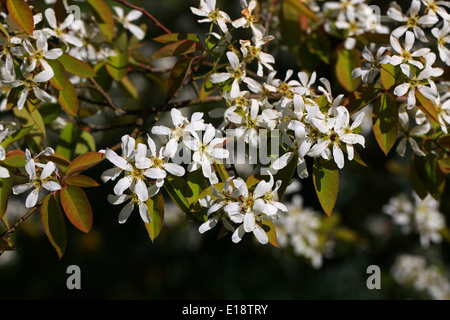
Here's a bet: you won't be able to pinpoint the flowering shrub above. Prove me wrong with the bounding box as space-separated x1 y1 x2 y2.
0 0 449 293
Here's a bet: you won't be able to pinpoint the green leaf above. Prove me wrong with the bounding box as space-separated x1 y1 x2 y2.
261 220 278 248
66 152 105 176
411 154 446 200
151 39 203 60
164 176 191 215
344 83 381 114
87 0 115 43
214 161 230 183
186 168 208 206
273 152 299 200
106 49 128 81
372 92 399 155
312 158 339 216
0 172 13 221
41 193 67 259
167 56 194 101
74 130 96 156
58 54 97 78
56 81 79 117
7 0 34 35
1 126 32 149
56 122 78 161
47 59 68 91
60 185 93 233
283 0 319 22
306 30 330 64
438 157 450 174
335 47 361 91
416 91 440 128
3 150 26 167
200 74 217 100
15 100 46 138
380 64 404 89
152 33 201 44
39 103 62 125
65 175 100 188
145 192 165 242
117 76 139 100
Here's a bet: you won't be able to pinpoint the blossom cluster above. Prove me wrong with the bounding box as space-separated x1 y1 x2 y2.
391 254 450 300
274 191 335 269
198 173 287 244
192 0 367 176
0 2 145 110
383 192 446 248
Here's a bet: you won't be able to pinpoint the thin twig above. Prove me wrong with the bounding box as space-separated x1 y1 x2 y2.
1 199 44 239
88 77 127 116
112 0 172 34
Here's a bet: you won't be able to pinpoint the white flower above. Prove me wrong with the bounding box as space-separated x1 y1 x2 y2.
393 53 442 108
190 0 231 33
107 184 155 224
387 0 438 42
5 68 54 110
396 105 430 157
0 36 25 76
352 46 391 82
113 6 146 40
210 51 247 99
22 33 63 73
43 8 83 48
431 23 450 65
198 177 238 234
232 0 265 39
422 0 450 20
151 108 206 156
184 124 229 184
229 176 286 245
102 136 149 202
389 31 431 70
306 106 365 169
414 193 445 248
142 135 185 186
12 149 61 208
239 35 275 77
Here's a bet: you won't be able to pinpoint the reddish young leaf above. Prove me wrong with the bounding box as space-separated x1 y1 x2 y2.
3 150 26 167
58 54 97 78
167 56 195 101
66 152 105 176
86 0 115 43
47 59 69 91
41 193 67 259
56 81 79 117
7 0 34 35
60 186 93 233
151 39 203 60
152 32 201 44
65 175 100 188
0 172 13 221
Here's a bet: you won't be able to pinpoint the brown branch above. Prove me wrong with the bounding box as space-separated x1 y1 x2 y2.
112 0 172 34
1 199 44 239
88 77 127 116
